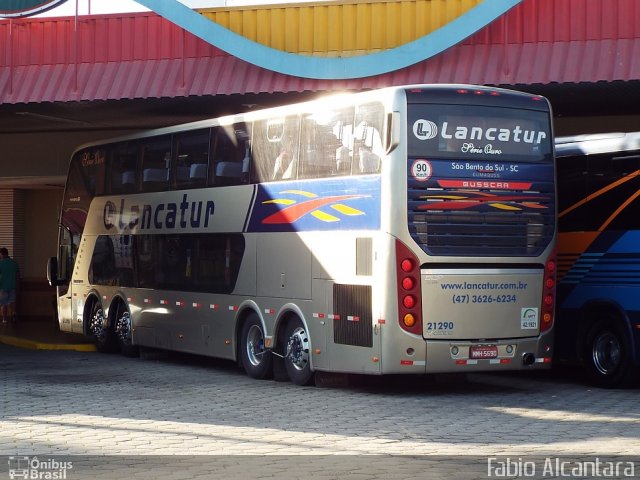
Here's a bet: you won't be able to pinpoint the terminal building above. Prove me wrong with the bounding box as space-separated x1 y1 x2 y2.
0 0 638 320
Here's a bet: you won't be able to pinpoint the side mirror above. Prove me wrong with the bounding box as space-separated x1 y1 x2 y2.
47 257 59 287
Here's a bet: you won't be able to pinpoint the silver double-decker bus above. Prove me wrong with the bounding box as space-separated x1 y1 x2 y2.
48 84 557 385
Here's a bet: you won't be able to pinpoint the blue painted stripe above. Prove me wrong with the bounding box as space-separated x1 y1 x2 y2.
611 231 640 253
133 0 523 80
0 0 68 18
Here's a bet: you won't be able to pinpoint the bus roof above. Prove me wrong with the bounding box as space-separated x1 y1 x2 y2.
555 131 640 157
70 83 550 156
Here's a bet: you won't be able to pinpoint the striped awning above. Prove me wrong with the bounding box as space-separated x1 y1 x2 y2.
1 0 639 105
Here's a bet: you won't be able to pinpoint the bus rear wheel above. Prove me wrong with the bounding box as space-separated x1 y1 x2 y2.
88 299 116 353
283 318 314 386
240 314 272 379
114 302 138 358
584 316 636 388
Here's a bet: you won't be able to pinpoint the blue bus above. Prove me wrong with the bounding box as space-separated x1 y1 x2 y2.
555 132 640 387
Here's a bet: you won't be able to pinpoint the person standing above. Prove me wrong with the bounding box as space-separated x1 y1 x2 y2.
0 247 19 324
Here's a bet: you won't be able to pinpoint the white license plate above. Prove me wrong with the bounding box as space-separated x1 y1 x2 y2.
469 345 498 359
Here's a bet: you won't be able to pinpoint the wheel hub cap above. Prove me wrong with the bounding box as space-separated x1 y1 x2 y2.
286 327 309 371
115 312 132 346
592 332 621 375
246 325 266 367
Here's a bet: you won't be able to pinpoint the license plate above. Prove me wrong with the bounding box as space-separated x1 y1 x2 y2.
469 345 498 359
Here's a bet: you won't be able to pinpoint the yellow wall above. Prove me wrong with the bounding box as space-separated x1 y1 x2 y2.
198 0 481 57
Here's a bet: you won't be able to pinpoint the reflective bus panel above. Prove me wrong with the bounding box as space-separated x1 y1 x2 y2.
48 85 556 385
555 132 640 387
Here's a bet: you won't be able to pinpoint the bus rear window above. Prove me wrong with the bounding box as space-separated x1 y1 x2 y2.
407 105 552 162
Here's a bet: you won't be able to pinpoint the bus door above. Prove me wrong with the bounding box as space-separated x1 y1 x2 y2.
48 223 82 333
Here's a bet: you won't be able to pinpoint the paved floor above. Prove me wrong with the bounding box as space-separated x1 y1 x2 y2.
1 342 639 479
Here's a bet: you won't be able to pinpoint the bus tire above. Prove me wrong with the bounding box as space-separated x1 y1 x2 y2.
114 301 138 358
88 299 117 353
584 316 637 388
240 314 272 380
283 317 314 386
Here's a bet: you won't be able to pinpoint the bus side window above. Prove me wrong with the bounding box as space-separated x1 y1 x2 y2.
251 115 299 183
158 235 193 290
71 148 107 196
141 135 172 192
353 102 385 174
89 236 116 286
89 235 135 287
300 111 344 180
299 106 355 179
587 153 640 231
136 235 158 289
278 116 300 181
211 124 250 186
193 234 245 293
173 129 210 190
557 154 588 233
334 117 355 176
110 142 139 194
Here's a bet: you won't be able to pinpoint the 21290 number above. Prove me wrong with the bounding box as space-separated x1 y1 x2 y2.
426 322 454 330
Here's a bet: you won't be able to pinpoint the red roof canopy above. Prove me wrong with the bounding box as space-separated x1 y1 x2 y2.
1 0 639 104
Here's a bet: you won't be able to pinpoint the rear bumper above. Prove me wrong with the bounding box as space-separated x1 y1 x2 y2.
379 330 554 374
423 332 554 373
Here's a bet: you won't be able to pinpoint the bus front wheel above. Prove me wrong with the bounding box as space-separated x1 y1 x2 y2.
240 314 272 380
283 318 314 386
584 316 636 388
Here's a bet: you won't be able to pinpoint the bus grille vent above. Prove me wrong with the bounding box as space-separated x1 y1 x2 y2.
407 180 555 257
333 284 373 348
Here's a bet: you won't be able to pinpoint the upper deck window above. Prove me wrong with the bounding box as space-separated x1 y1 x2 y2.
174 129 210 190
110 142 139 194
212 124 250 186
141 136 172 192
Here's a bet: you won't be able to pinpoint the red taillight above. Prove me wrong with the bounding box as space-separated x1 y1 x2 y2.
396 240 422 335
402 277 415 290
546 260 556 273
403 295 416 309
401 259 414 272
540 252 556 333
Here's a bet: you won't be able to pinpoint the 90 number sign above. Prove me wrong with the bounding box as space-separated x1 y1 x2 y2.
410 159 432 182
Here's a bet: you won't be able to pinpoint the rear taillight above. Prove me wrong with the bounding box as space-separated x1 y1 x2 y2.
396 240 422 334
540 252 556 333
